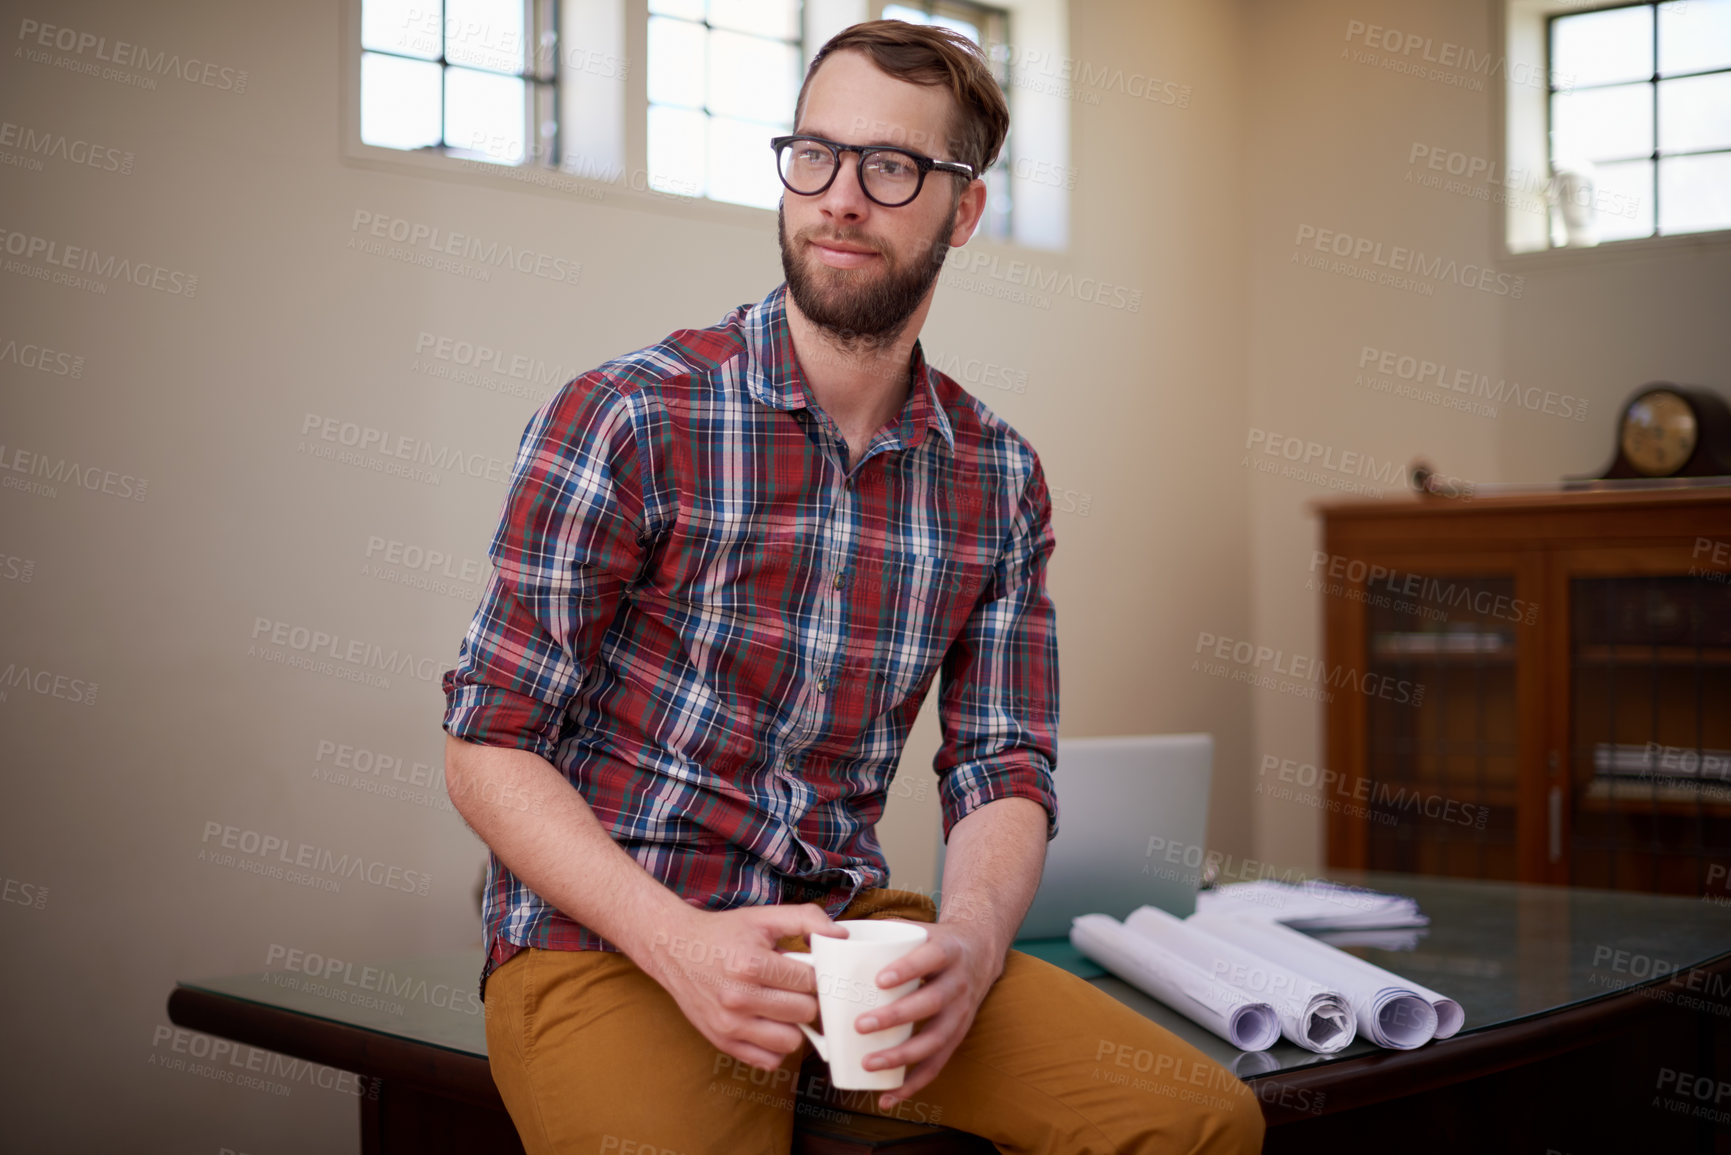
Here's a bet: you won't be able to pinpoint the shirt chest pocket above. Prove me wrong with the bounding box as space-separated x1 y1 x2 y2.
849 552 991 713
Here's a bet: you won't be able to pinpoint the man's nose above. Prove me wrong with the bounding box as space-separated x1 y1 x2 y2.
817 155 872 219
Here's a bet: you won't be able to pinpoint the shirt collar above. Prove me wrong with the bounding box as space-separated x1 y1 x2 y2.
743 283 956 455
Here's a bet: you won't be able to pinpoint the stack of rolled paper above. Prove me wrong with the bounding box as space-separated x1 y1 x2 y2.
1070 898 1464 1053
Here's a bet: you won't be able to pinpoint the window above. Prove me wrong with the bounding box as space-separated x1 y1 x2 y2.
359 0 561 167
645 0 803 209
1545 0 1731 245
879 1 1014 240
347 0 1070 248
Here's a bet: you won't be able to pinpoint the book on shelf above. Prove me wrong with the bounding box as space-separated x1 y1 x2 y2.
1591 742 1731 781
1371 631 1511 657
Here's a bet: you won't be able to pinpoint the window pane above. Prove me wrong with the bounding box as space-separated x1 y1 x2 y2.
650 0 706 19
707 115 784 209
983 164 1010 238
445 0 525 74
883 4 928 22
1659 72 1731 152
1552 83 1654 163
708 29 798 123
1659 0 1731 77
1587 159 1656 241
446 67 525 160
648 104 708 196
649 15 707 108
363 0 440 60
361 52 443 149
1551 6 1654 88
1659 152 1731 233
708 0 799 41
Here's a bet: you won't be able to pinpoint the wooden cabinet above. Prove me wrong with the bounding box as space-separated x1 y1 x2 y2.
1317 489 1731 895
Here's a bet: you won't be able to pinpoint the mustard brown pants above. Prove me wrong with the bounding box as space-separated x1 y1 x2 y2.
483 888 1267 1154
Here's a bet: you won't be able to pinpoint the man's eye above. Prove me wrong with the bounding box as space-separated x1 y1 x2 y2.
868 155 913 178
795 148 832 165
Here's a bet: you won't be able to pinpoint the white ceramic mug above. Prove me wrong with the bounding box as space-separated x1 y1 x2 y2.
781 920 928 1090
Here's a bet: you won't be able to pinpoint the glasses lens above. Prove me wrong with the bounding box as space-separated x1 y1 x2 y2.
779 139 836 193
860 150 921 206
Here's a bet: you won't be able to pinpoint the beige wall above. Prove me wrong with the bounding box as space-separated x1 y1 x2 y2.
1240 0 1731 873
3 0 1724 1148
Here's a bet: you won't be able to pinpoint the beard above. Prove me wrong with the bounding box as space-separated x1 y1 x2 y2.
778 198 957 354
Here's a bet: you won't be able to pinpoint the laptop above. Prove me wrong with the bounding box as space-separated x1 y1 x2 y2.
936 733 1214 939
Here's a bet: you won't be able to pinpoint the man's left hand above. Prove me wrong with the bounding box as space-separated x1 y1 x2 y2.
853 914 1007 1111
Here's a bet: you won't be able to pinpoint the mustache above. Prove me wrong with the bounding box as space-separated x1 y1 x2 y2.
796 228 886 256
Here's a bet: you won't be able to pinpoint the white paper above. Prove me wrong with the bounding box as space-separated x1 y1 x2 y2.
1195 879 1429 930
1122 906 1356 1054
1309 927 1426 952
1188 915 1445 1049
1070 914 1281 1052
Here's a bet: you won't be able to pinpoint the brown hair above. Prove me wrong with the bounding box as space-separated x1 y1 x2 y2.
793 20 1010 177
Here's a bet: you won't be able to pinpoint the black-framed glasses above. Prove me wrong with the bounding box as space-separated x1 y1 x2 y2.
770 134 977 208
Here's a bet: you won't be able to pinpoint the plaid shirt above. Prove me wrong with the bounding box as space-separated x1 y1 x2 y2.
441 282 1059 994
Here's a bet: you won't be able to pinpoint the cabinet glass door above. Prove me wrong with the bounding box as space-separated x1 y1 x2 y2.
1364 575 1523 881
1570 574 1731 895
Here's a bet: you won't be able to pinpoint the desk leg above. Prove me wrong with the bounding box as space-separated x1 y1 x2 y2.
360 1078 527 1155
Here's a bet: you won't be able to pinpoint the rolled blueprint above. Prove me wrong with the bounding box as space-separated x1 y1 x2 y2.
1123 906 1356 1054
1071 914 1281 1052
1188 915 1449 1049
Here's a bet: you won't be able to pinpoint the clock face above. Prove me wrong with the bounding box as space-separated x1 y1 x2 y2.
1620 390 1698 476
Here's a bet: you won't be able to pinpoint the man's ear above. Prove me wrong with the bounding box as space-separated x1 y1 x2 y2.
949 178 988 247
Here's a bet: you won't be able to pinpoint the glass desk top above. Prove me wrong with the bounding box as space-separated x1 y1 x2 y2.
177 870 1731 1080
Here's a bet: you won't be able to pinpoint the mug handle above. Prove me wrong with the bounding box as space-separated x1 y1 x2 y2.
780 952 827 1061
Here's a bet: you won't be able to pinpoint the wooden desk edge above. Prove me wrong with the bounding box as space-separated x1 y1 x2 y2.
1246 950 1731 1125
166 985 506 1112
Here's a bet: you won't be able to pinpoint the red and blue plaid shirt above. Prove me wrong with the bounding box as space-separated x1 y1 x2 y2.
441 283 1059 992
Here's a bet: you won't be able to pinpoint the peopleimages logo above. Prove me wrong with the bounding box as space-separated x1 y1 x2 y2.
198 820 433 896
16 18 250 92
1356 345 1588 422
0 661 99 706
249 616 443 684
0 442 149 501
0 120 133 173
0 227 198 296
1293 225 1524 299
264 944 481 1015
298 412 513 486
349 210 581 285
0 336 84 377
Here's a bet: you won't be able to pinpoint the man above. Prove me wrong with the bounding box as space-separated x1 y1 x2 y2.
441 19 1264 1155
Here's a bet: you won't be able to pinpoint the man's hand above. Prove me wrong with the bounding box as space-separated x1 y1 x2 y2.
852 908 1007 1112
634 903 847 1072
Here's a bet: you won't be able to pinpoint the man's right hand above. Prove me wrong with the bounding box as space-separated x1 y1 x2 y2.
633 903 847 1071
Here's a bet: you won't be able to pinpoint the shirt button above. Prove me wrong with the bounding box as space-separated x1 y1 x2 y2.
816 674 829 693
833 573 845 590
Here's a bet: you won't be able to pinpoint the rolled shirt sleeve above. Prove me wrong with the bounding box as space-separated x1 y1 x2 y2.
441 375 652 761
933 455 1060 843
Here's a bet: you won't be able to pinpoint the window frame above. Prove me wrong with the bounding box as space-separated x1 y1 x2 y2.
358 0 562 166
1500 0 1731 264
642 0 806 208
873 0 1017 241
1543 0 1731 247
